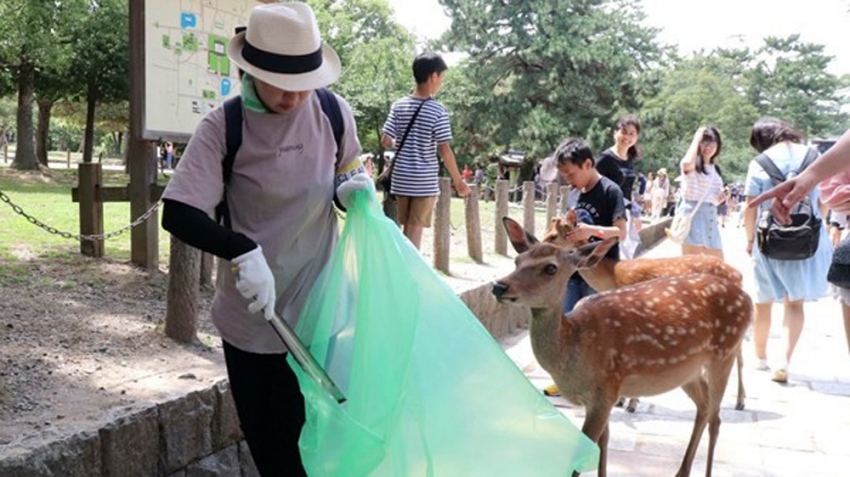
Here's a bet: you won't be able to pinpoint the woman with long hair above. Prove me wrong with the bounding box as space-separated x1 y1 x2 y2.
595 115 642 257
743 117 831 383
677 126 728 258
596 115 641 203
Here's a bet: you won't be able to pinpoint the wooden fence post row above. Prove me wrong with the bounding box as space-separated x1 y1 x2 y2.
433 177 452 274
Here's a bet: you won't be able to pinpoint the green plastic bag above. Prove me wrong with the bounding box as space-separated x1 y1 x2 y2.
289 188 599 476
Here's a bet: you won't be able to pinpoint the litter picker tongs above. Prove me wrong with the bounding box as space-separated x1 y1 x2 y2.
269 314 347 404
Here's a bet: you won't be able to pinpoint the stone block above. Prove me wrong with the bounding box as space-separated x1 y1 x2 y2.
212 380 243 450
0 431 101 477
238 440 260 477
100 406 159 477
185 444 240 477
159 388 215 473
460 284 530 342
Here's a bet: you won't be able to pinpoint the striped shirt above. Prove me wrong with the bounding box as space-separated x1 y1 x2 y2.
680 160 723 204
382 96 452 197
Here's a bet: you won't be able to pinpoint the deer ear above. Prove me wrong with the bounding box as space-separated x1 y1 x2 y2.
573 237 618 269
502 217 538 253
542 218 560 243
565 209 578 227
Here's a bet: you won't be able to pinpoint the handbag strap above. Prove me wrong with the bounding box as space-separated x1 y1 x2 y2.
389 98 431 181
689 189 710 220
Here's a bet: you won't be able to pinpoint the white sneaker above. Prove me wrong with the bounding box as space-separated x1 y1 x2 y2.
755 358 769 371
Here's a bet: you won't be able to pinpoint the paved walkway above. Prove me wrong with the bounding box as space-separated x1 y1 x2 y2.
505 224 850 477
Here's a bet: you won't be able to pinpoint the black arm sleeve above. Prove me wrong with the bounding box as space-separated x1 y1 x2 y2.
161 199 257 260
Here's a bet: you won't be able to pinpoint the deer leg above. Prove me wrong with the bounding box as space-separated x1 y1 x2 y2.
675 378 709 477
581 399 616 477
703 354 736 477
626 398 638 413
734 345 746 411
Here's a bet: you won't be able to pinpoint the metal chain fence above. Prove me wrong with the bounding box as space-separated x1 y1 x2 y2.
0 189 162 242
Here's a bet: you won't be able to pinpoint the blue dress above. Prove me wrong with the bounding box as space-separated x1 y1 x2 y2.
744 142 832 303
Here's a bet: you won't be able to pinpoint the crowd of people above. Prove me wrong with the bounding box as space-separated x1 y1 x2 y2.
156 3 850 475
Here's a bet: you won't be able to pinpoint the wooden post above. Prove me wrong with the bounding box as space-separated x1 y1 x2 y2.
559 185 570 215
546 183 558 223
78 163 104 257
434 177 452 274
66 150 71 169
465 184 482 263
3 143 7 163
522 181 535 236
128 0 159 270
495 179 509 255
165 237 200 343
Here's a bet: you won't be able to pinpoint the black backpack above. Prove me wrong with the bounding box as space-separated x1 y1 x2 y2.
755 148 821 260
214 89 344 229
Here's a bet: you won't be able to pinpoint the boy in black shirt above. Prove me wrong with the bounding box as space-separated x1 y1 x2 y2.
554 138 627 312
542 138 627 397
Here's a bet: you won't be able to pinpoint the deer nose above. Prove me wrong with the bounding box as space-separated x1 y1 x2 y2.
492 282 509 297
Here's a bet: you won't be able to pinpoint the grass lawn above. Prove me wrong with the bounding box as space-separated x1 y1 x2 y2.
1 147 554 276
0 158 172 267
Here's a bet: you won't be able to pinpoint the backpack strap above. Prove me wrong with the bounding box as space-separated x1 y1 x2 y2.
799 147 819 174
754 153 787 186
315 88 344 164
756 147 820 187
215 96 243 229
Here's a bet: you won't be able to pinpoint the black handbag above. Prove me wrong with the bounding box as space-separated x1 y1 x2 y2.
755 149 821 260
828 237 850 288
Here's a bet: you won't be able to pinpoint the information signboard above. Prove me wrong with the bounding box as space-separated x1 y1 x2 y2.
143 0 270 140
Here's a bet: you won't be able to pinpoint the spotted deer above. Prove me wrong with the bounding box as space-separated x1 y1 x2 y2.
492 220 752 477
538 213 748 411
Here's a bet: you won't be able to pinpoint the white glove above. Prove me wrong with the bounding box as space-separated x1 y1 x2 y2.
337 172 376 209
231 246 276 321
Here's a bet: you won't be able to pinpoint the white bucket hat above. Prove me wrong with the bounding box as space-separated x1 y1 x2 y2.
227 2 340 91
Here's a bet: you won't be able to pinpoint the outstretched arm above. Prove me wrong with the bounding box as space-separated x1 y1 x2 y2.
749 129 850 223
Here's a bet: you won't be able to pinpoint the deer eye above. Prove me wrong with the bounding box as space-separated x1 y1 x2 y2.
544 264 557 275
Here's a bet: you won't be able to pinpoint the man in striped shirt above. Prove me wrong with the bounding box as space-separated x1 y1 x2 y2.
381 52 470 250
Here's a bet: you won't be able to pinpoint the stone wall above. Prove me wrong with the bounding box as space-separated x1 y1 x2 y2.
0 381 258 477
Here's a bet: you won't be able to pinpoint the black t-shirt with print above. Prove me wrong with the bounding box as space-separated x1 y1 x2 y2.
575 175 626 263
596 149 636 202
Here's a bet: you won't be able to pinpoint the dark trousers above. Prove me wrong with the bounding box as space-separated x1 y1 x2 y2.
223 340 307 477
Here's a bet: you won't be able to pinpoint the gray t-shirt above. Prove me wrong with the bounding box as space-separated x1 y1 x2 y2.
163 91 363 353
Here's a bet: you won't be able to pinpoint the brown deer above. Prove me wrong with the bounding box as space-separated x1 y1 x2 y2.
538 213 747 411
492 220 752 477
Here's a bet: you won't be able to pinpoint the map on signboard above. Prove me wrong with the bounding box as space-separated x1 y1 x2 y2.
144 0 267 139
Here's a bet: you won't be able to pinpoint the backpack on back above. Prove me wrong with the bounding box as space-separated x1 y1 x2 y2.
755 148 821 261
215 89 344 229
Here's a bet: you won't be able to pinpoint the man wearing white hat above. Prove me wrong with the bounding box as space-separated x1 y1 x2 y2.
161 3 371 475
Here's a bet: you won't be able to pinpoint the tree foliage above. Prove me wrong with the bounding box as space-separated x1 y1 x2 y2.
0 0 82 169
438 0 663 160
312 0 415 153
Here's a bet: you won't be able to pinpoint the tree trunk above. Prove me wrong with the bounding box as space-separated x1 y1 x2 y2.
36 100 54 167
165 237 200 343
199 252 214 289
82 80 97 163
12 60 38 170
